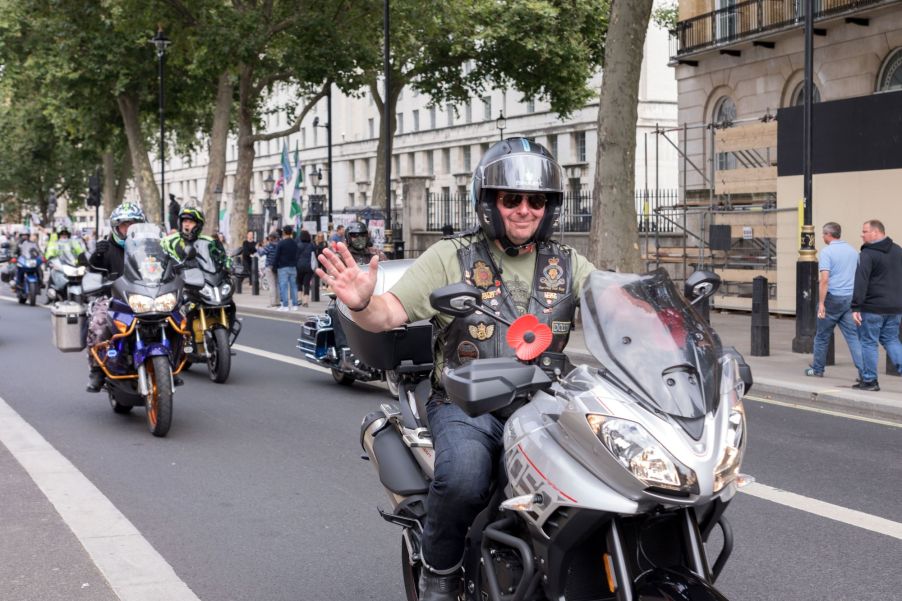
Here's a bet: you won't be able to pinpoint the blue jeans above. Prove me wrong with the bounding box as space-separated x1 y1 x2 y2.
858 313 902 382
811 294 863 377
277 266 298 307
421 398 504 572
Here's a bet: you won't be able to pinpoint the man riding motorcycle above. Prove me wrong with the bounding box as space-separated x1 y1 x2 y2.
161 207 231 270
45 228 88 263
85 202 148 392
317 138 596 600
345 221 387 264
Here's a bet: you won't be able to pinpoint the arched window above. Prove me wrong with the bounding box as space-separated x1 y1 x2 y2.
713 97 737 170
791 82 821 105
877 48 902 92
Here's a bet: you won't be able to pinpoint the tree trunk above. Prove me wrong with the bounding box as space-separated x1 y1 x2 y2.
589 0 653 273
202 72 234 239
117 93 161 224
228 67 255 247
370 78 403 210
115 150 133 207
102 152 116 216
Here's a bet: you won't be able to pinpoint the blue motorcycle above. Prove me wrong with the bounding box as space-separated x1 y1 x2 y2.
83 224 204 437
12 241 43 306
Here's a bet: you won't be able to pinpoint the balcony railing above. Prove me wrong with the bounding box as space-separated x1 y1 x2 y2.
670 0 898 58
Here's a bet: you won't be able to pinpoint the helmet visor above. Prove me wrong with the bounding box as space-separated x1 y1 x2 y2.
481 154 563 193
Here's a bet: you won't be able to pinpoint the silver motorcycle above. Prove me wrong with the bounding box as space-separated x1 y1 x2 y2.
353 268 753 601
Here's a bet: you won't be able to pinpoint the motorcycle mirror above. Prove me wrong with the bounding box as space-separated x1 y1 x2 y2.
82 272 104 295
182 267 204 289
684 270 721 304
429 282 483 317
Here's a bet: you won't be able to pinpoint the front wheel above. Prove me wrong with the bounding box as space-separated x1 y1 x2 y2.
145 355 174 437
331 368 355 386
207 327 231 383
27 282 36 306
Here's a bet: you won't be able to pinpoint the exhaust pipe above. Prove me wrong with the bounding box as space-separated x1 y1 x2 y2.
360 412 429 511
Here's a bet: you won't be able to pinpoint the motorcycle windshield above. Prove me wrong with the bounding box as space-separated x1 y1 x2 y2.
18 241 39 259
193 239 227 275
122 224 170 285
56 241 78 266
580 269 722 419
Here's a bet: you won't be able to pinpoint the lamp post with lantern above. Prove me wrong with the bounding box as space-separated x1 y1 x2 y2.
262 174 276 234
150 27 171 226
496 110 507 141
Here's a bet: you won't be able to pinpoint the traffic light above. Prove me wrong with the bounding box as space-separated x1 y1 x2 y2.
86 175 101 208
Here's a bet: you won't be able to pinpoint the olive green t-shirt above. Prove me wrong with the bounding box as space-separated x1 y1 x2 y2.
389 234 596 333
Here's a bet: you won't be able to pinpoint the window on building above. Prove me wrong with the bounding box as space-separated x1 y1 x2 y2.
526 99 536 113
443 148 451 173
430 106 437 129
313 127 318 146
428 151 435 175
396 113 404 134
482 96 492 120
714 96 738 170
446 103 455 127
547 134 558 158
877 47 902 92
368 118 375 138
393 155 400 175
463 146 472 172
413 109 420 132
574 131 587 163
408 152 416 174
465 102 473 123
791 82 821 106
349 192 356 207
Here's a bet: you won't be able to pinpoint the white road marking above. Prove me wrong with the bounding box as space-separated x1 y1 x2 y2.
235 310 305 323
745 394 902 429
0 395 202 601
233 342 330 374
741 482 902 540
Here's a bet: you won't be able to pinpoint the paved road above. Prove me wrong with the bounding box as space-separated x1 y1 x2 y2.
0 297 900 600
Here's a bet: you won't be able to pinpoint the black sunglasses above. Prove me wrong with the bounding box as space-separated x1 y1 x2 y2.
498 192 547 210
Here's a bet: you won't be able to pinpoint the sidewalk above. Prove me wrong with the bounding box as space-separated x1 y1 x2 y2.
234 288 902 423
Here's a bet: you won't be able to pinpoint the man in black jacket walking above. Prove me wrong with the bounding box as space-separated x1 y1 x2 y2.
273 225 299 311
851 219 902 391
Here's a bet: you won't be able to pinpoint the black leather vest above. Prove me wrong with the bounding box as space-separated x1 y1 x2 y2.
442 237 576 370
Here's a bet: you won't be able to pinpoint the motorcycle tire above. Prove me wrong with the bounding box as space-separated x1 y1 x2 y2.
331 368 355 386
386 369 400 398
108 390 133 414
400 536 421 601
145 355 174 437
27 284 36 306
207 327 231 384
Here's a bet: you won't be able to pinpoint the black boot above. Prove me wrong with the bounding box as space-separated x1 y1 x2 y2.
173 375 184 387
86 367 105 393
418 567 460 601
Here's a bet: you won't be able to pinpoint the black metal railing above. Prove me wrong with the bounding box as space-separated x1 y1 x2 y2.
425 189 682 234
670 0 896 57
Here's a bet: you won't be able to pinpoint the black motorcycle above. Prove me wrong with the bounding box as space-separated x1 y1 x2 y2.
181 238 241 383
83 224 204 437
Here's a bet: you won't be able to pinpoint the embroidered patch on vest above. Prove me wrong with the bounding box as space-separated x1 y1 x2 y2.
468 322 495 341
551 321 571 334
472 260 494 289
457 341 479 362
538 256 565 292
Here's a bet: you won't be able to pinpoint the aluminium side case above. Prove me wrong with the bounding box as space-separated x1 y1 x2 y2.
50 300 87 352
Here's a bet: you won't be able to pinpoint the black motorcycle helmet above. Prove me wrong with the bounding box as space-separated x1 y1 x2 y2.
469 137 564 255
58 228 71 239
178 207 205 242
345 221 368 252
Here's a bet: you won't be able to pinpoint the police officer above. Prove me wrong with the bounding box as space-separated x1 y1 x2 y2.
317 138 596 600
85 202 146 392
344 221 386 264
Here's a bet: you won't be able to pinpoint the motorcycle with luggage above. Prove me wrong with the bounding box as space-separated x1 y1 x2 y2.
46 239 87 303
353 268 754 601
296 259 412 396
79 223 204 437
181 237 241 383
10 240 43 306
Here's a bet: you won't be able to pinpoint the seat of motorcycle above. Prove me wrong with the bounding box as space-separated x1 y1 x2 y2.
413 379 432 429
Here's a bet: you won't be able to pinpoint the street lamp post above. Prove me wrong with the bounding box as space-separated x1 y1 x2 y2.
150 27 171 226
262 174 276 235
496 110 507 141
312 90 334 225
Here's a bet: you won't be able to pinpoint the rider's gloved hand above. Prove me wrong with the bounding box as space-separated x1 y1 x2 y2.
94 239 110 255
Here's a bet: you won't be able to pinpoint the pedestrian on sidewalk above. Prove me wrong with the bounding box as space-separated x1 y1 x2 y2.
296 229 316 307
806 222 864 379
851 219 902 391
274 224 299 311
329 225 344 245
263 233 281 307
240 231 256 280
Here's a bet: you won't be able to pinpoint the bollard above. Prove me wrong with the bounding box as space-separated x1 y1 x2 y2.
251 255 260 296
750 276 769 356
887 322 902 377
235 271 244 294
312 274 320 303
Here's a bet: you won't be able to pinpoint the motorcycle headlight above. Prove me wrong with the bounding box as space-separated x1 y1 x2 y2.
588 415 699 494
62 265 81 277
220 282 232 296
23 258 37 268
128 294 154 313
200 284 215 299
153 292 178 313
713 357 747 492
